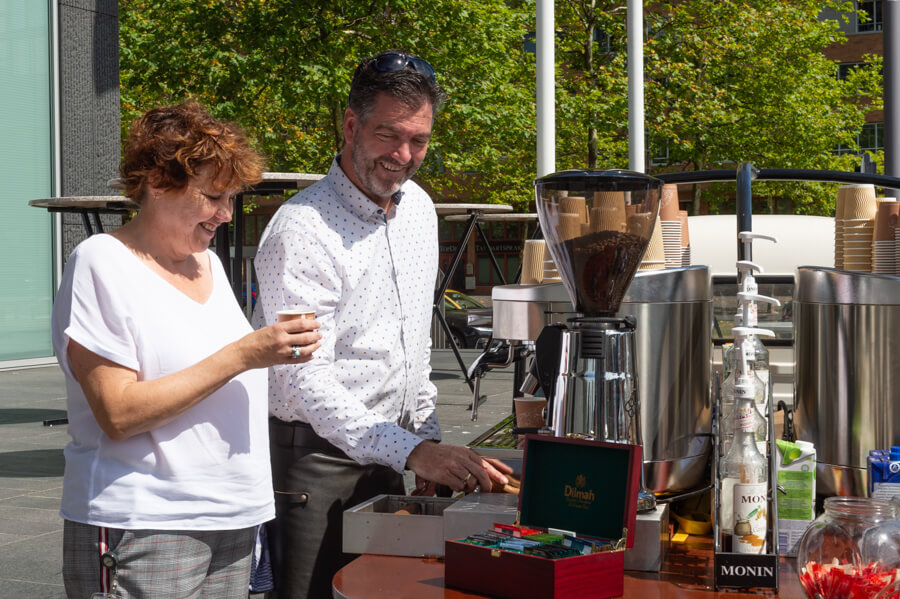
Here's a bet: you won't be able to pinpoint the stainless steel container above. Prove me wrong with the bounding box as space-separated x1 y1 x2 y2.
491 266 712 497
491 283 573 342
619 266 712 497
793 267 900 497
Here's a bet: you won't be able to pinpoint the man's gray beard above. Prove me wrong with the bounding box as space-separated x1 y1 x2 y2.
351 147 419 199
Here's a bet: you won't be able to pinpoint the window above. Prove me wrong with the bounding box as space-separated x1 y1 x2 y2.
650 139 671 167
856 0 883 32
0 2 55 362
712 276 794 345
837 62 865 80
836 122 884 155
594 29 613 54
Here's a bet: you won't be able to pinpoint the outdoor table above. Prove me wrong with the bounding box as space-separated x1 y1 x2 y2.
434 203 513 386
218 172 324 301
29 195 138 236
444 212 540 285
332 538 805 599
29 195 139 426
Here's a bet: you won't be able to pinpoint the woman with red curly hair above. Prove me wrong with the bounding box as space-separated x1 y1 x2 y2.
52 103 321 598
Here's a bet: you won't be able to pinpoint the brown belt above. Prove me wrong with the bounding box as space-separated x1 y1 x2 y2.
269 417 350 459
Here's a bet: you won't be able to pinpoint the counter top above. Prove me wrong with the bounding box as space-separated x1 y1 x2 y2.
333 536 806 599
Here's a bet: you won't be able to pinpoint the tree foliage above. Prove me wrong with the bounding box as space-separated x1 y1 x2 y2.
120 0 883 216
119 0 538 209
553 0 883 214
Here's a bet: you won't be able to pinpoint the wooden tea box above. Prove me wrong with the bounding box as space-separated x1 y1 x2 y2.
444 435 641 599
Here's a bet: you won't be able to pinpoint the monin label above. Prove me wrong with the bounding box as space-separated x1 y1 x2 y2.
733 482 767 554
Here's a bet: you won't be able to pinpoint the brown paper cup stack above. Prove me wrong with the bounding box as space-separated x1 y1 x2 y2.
836 184 877 271
560 196 588 224
520 239 546 284
558 212 583 242
639 216 666 271
840 184 878 220
659 184 680 221
679 210 691 267
589 205 627 233
627 211 654 239
873 200 900 275
657 185 681 267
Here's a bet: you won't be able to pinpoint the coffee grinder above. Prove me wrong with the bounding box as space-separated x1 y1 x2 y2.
533 169 662 512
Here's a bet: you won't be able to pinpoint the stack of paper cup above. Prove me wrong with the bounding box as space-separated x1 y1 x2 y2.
679 210 691 267
659 184 682 268
520 239 546 285
873 200 899 274
589 190 627 233
639 216 666 271
543 256 562 283
837 184 877 272
896 221 900 276
627 211 654 239
560 196 589 225
558 212 583 242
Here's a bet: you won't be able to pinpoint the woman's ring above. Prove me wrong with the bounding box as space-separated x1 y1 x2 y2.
291 346 302 359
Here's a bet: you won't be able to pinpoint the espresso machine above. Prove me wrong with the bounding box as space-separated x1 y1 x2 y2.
533 169 662 513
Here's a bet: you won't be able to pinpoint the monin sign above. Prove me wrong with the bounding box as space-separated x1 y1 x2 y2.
714 553 778 589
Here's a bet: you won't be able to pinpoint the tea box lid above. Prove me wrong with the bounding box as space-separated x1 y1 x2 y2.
517 435 641 548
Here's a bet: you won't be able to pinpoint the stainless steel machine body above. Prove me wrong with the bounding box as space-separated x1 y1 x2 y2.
619 266 712 497
793 267 900 497
547 317 640 441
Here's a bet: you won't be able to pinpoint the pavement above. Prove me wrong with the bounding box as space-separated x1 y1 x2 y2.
0 348 516 599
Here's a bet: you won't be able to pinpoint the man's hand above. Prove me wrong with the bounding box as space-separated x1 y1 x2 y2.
406 441 514 493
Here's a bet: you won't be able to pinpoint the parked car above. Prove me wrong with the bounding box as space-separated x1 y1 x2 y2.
443 289 493 349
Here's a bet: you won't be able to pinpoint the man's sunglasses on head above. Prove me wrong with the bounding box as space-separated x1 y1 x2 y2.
372 52 436 82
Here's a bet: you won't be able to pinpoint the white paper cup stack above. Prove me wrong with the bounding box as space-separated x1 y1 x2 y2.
639 216 666 271
520 239 546 285
836 184 877 272
873 200 899 275
896 224 900 276
679 210 691 267
543 256 562 283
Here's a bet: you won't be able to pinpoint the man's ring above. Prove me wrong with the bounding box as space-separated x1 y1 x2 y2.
291 346 302 359
464 472 472 484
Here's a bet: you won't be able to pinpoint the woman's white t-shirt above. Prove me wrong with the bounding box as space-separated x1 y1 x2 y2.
51 234 274 530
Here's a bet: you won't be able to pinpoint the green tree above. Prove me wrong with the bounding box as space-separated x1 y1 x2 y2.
119 0 537 209
553 0 883 215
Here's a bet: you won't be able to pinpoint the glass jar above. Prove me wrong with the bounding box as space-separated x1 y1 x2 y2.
797 496 900 599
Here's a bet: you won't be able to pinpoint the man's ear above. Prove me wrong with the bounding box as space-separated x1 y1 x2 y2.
342 107 357 148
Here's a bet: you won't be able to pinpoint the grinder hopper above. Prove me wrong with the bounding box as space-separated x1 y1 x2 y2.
534 169 661 315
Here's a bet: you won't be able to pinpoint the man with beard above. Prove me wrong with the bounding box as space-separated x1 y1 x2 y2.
253 51 511 599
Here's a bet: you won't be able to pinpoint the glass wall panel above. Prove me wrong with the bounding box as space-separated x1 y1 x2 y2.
0 1 54 361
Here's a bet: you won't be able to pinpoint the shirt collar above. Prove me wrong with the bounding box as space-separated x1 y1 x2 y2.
330 156 405 223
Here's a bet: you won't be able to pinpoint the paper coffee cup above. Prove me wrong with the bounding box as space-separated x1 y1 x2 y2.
514 397 548 430
659 184 680 221
277 308 316 322
520 239 546 285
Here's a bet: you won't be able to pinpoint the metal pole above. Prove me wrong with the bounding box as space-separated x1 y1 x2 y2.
884 0 899 198
627 0 645 172
536 0 555 177
735 162 758 262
